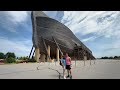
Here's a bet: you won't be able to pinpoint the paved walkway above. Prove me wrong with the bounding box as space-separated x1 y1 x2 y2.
0 60 120 79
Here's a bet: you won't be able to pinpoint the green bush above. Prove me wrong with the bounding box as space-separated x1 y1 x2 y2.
0 52 4 59
5 52 16 58
27 57 36 63
18 56 29 60
5 57 16 63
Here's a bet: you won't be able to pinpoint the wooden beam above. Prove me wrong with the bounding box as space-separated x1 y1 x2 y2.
35 48 40 62
41 37 95 60
56 48 59 61
77 48 79 60
52 36 63 56
41 37 51 60
42 37 73 51
47 45 50 62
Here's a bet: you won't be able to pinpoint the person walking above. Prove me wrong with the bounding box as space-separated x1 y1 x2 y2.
60 56 66 79
65 53 72 79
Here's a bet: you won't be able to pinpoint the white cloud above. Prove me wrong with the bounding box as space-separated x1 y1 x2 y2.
6 11 28 24
0 11 29 32
61 11 120 42
60 11 120 58
0 37 32 57
82 36 97 42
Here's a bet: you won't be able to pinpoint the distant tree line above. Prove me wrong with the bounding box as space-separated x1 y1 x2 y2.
101 56 120 59
17 56 29 60
0 52 36 63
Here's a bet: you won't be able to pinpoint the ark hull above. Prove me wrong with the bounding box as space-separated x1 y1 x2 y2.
31 11 95 62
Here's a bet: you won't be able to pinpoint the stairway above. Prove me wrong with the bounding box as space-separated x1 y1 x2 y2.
74 46 84 60
28 46 35 59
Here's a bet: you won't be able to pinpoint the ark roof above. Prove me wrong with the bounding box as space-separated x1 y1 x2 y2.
31 11 48 18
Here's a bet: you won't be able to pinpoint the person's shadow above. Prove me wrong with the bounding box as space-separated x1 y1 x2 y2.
50 73 63 79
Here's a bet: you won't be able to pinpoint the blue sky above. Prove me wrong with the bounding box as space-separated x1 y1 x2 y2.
0 11 120 58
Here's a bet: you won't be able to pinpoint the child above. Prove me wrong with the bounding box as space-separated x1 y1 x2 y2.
60 56 66 79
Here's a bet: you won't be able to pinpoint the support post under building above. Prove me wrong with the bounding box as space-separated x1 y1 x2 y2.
56 48 59 62
35 48 40 62
40 54 46 62
47 45 50 62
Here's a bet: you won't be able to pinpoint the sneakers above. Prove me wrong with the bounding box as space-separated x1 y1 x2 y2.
66 75 72 79
70 75 72 79
63 76 66 79
66 75 69 78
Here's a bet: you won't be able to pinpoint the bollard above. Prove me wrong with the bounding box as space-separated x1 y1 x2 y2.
94 59 95 64
55 60 56 66
84 59 85 66
90 59 91 65
75 59 76 67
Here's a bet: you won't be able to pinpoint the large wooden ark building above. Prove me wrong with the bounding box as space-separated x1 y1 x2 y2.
29 11 95 62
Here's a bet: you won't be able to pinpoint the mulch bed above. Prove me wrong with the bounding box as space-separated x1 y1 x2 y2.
0 59 5 65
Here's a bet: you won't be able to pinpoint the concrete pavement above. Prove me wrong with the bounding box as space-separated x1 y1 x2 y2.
0 60 120 79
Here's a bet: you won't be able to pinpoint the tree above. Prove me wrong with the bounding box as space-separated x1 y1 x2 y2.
101 56 109 59
5 57 16 63
18 56 29 60
118 56 120 59
16 57 19 59
114 56 118 59
5 52 16 58
0 52 4 59
109 56 113 59
28 56 36 62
